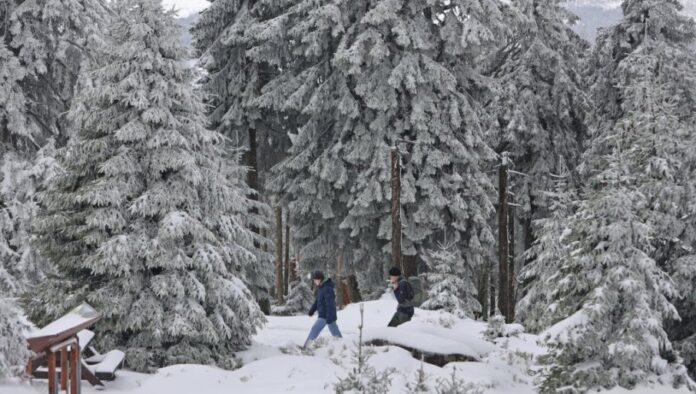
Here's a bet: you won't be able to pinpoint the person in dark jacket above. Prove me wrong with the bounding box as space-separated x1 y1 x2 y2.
303 270 342 347
387 266 414 327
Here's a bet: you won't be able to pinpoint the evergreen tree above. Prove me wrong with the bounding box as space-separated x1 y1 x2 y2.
26 0 264 372
272 276 314 316
537 142 688 391
0 298 28 380
517 169 578 333
421 240 480 318
191 0 287 308
1 0 106 294
1 1 104 374
587 0 696 380
334 304 393 394
405 356 431 393
259 0 504 290
486 0 589 266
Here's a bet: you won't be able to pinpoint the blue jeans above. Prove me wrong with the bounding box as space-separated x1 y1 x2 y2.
304 318 342 346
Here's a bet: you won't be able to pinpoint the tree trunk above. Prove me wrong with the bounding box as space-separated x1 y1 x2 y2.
284 212 290 295
489 263 496 318
403 254 418 278
478 265 489 320
391 147 402 271
508 204 516 323
346 274 362 303
498 164 509 321
336 255 350 307
275 205 284 304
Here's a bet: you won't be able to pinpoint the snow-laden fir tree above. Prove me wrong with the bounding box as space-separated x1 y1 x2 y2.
485 0 589 265
586 0 696 380
334 303 393 394
259 0 504 290
421 240 480 318
272 274 314 316
0 298 28 380
536 144 688 391
191 0 284 310
26 0 265 372
0 0 105 294
435 367 483 394
1 1 101 375
405 356 431 393
516 168 579 333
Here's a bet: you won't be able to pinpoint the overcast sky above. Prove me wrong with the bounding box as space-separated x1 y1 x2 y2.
161 0 696 22
162 0 208 17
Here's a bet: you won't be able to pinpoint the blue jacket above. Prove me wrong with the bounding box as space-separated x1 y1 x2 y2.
308 278 338 324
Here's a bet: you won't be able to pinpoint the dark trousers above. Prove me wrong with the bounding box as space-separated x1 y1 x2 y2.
388 308 414 327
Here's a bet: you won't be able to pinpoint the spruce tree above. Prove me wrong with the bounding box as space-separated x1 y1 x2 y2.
587 0 696 381
191 0 286 308
272 277 314 316
538 148 687 391
486 0 589 269
27 0 264 371
421 241 480 318
1 1 103 374
259 0 504 290
0 298 28 380
517 169 578 333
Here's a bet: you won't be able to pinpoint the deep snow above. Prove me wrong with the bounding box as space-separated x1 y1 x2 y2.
1 292 692 393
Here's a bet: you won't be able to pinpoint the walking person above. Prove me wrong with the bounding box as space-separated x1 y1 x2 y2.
304 270 342 347
387 267 415 327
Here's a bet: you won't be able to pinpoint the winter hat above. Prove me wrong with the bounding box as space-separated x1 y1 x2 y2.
312 270 325 280
388 267 401 277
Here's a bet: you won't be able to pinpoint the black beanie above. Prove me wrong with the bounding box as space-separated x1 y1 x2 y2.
388 266 401 277
312 270 325 280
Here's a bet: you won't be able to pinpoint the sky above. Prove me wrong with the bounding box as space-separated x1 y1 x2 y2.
161 0 696 23
162 0 208 17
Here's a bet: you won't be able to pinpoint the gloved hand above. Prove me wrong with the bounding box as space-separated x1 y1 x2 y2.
308 311 313 317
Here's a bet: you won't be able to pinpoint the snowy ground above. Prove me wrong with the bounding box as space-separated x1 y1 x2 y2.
2 293 691 393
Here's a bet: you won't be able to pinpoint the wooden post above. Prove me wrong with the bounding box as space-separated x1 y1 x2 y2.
60 348 68 390
391 147 402 272
48 351 57 394
70 341 81 394
275 205 284 304
284 212 290 295
498 163 510 321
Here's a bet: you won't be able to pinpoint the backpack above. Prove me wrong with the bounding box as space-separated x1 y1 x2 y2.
406 276 425 307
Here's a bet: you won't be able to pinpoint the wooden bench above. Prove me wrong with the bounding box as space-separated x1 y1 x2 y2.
25 304 125 392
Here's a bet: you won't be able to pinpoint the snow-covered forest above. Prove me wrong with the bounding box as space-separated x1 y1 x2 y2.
1 0 696 393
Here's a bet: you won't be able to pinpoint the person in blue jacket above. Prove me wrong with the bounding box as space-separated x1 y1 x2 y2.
303 270 342 347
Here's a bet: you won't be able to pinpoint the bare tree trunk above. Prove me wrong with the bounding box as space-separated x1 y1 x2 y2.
478 265 489 320
336 255 350 307
489 262 496 318
403 254 418 278
346 274 362 303
246 128 260 240
508 204 516 323
391 147 402 272
498 164 510 321
275 205 284 304
284 212 290 295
